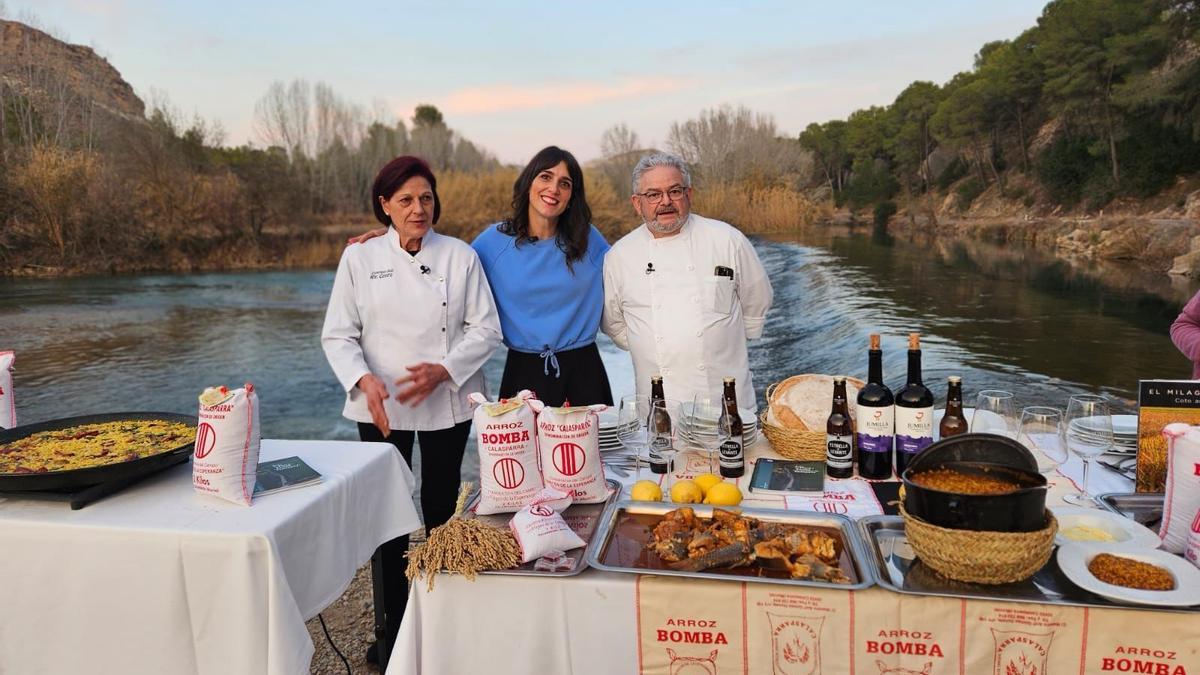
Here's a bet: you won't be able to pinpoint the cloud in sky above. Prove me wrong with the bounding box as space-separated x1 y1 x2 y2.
441 77 698 116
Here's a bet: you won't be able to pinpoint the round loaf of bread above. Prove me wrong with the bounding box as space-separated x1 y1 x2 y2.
768 374 865 431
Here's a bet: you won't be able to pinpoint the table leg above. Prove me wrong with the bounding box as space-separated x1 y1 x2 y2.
371 546 392 670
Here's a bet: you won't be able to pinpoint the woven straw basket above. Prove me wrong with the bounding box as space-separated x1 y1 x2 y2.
899 503 1057 585
760 376 864 462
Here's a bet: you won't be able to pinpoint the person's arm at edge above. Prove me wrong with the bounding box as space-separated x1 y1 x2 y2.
1170 289 1200 364
440 250 503 388
734 230 772 340
600 245 630 351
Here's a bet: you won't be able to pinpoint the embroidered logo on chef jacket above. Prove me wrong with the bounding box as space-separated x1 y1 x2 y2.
369 268 394 280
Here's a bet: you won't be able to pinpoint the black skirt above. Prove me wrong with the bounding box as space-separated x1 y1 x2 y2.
499 342 614 407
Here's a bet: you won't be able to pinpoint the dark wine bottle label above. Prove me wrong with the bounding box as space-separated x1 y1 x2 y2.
826 434 853 469
719 438 744 467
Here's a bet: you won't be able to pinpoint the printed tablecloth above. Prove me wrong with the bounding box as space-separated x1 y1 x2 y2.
391 440 1191 674
0 439 422 675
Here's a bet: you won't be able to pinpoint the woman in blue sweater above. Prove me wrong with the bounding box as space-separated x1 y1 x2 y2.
472 146 613 406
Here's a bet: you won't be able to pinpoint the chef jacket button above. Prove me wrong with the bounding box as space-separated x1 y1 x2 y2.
442 302 447 306
441 327 446 332
699 364 706 371
695 330 702 337
438 277 444 282
687 265 694 271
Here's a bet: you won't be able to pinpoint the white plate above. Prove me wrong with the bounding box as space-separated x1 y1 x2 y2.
1057 542 1200 607
1070 414 1138 436
1051 506 1162 548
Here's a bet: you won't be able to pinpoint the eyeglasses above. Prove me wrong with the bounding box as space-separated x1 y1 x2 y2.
635 186 688 204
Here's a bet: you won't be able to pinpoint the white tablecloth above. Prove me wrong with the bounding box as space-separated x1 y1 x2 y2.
389 439 1146 675
0 439 422 675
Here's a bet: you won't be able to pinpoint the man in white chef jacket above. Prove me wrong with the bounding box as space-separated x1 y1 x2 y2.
602 152 773 411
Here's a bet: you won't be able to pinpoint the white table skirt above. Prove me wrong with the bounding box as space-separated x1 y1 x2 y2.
0 439 422 675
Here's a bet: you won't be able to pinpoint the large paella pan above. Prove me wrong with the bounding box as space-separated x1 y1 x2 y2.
0 412 197 491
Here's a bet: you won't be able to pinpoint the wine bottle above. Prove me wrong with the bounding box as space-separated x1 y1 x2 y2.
895 333 934 476
939 376 969 439
856 334 895 479
826 377 854 479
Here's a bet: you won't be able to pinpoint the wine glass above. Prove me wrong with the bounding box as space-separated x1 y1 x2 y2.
1017 406 1068 474
616 395 650 482
649 398 683 494
1064 394 1113 505
688 395 724 474
971 390 1018 438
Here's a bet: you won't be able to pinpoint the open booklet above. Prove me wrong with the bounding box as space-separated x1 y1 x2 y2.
748 458 825 495
253 456 322 496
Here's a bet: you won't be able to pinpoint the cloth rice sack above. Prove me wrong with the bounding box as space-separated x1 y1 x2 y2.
193 384 260 506
470 390 543 515
1159 423 1200 553
1185 509 1200 569
529 402 609 504
509 487 585 563
0 351 14 429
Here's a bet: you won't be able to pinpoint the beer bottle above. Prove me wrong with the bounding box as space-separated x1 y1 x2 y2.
648 375 672 475
718 377 745 478
857 334 895 479
894 333 935 476
939 376 969 439
826 377 854 478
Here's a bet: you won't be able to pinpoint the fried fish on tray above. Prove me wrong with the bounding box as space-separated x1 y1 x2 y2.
646 507 850 583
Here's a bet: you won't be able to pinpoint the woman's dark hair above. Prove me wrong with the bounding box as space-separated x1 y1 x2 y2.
499 146 592 269
371 155 441 226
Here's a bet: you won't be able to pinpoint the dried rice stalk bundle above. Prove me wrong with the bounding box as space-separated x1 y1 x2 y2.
405 482 521 591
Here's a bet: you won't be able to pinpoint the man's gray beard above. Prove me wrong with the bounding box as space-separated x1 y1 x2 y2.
644 213 687 236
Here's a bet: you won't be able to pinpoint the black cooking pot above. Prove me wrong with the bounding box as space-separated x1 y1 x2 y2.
902 434 1048 533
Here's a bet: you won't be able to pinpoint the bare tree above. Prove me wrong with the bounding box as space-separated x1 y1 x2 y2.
600 123 640 159
667 105 802 184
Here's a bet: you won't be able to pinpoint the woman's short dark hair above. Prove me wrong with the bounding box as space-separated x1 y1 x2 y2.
499 146 592 270
371 156 441 226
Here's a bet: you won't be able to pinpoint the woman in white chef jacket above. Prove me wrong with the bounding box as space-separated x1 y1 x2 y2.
321 155 501 653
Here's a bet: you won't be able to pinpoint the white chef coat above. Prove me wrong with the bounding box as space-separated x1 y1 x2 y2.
322 228 502 431
602 214 773 411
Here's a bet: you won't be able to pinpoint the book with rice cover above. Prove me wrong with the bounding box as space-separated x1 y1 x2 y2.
252 456 322 496
1137 380 1200 492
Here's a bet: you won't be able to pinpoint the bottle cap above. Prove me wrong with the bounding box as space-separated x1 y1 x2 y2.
869 334 881 350
908 333 920 350
948 375 961 384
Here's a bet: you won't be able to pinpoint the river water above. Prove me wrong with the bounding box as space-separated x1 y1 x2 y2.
1 228 1194 440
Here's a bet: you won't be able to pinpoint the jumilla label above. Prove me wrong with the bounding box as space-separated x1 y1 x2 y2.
656 618 728 645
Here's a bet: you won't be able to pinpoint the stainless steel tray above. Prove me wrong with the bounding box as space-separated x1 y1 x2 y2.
858 515 1198 613
464 479 621 578
1097 492 1165 530
585 500 874 590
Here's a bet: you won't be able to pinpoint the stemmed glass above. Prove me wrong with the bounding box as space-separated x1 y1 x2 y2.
1017 406 1068 475
688 395 725 474
1064 394 1113 505
616 395 650 481
972 390 1018 438
651 399 683 493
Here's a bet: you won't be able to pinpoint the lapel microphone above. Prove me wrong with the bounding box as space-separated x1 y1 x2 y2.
645 262 655 275
420 265 431 275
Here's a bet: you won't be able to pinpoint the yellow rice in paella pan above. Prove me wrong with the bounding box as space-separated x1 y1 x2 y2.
0 420 195 474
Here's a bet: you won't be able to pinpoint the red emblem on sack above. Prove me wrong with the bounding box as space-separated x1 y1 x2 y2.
552 442 586 476
493 457 524 489
194 422 216 459
530 504 555 517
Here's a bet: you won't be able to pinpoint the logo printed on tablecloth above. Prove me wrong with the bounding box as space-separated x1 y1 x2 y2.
666 648 718 675
991 629 1053 675
492 457 525 489
768 613 823 675
194 422 216 459
876 661 931 675
552 442 586 476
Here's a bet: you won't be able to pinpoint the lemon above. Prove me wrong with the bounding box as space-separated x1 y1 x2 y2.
703 482 743 506
692 473 722 496
630 480 663 502
669 480 704 504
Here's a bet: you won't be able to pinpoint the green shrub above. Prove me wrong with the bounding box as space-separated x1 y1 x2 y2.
935 157 968 191
1036 135 1099 207
873 201 897 227
955 177 984 211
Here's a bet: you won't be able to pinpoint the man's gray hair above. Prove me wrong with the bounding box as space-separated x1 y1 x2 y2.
631 152 692 195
